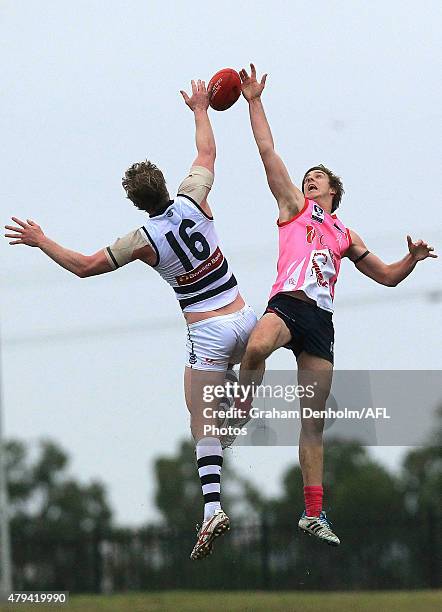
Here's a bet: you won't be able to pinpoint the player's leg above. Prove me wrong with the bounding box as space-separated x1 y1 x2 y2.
297 351 332 496
217 304 258 448
184 366 226 441
296 350 339 545
184 366 230 560
184 317 240 560
236 312 292 408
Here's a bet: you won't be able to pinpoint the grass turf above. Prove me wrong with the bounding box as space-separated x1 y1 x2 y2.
1 590 441 612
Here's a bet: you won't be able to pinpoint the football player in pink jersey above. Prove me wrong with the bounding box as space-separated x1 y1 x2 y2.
234 63 437 546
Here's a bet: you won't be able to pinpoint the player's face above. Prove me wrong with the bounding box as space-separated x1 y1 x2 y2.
303 171 335 200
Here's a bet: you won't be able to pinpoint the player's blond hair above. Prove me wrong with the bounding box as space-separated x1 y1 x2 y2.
122 161 169 213
302 164 344 213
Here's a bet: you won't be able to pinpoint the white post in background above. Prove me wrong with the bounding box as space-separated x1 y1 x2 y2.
0 326 12 598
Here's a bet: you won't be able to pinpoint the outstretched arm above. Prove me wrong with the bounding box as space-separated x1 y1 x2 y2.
180 80 215 216
181 79 215 173
240 63 304 220
347 230 437 286
5 217 113 277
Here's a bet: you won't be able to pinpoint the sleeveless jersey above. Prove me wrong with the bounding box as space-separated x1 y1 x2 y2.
269 198 351 312
142 195 238 312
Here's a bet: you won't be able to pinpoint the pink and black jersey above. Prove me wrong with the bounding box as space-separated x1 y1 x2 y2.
269 198 351 312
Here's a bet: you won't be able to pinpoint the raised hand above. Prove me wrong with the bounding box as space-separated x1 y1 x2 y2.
239 63 267 102
180 79 209 112
407 235 438 261
5 217 45 247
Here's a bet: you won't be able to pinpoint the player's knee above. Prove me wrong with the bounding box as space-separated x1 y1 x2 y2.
243 340 269 367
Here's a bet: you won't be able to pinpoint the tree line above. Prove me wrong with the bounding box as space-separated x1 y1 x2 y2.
4 406 441 591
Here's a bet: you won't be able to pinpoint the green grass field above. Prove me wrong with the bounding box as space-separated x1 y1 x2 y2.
1 591 441 612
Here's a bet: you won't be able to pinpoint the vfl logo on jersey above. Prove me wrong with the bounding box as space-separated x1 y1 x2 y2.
306 225 316 244
311 204 324 224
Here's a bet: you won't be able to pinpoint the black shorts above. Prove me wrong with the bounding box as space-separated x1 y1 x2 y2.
265 293 334 364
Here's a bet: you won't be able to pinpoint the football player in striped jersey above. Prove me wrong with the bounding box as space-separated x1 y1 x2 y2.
5 79 258 561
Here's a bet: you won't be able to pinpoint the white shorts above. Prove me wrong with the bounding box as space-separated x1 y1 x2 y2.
185 305 257 371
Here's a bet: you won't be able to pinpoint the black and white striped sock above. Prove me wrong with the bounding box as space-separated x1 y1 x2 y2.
196 437 223 521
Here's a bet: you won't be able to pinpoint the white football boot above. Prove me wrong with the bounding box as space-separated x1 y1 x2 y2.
190 509 230 560
298 510 340 546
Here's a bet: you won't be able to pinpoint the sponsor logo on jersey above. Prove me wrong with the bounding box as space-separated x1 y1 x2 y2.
189 352 197 365
311 252 329 287
306 225 316 243
312 204 324 224
166 210 173 217
305 227 330 249
175 246 224 285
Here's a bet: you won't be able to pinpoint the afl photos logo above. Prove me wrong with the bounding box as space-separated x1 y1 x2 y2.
306 225 316 244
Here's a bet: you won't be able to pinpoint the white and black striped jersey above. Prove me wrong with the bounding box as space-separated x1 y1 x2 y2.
104 166 238 313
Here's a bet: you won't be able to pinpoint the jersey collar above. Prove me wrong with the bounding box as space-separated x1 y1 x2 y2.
149 200 174 218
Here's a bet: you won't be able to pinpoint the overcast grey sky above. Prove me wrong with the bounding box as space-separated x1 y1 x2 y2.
2 0 441 526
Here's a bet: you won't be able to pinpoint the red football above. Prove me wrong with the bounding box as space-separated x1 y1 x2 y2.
208 68 241 111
